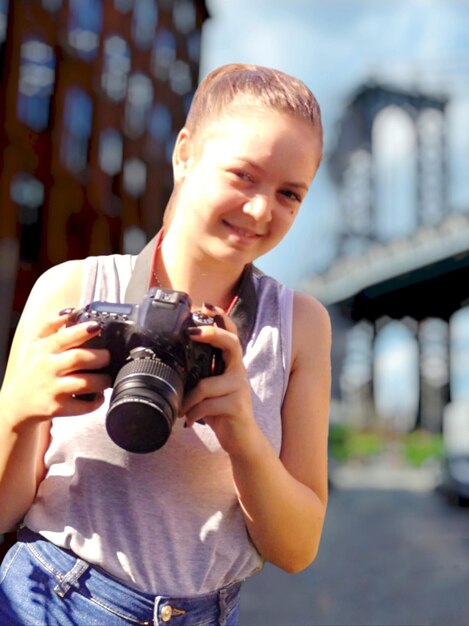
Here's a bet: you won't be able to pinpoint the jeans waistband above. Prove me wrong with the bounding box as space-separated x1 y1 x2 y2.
17 527 241 625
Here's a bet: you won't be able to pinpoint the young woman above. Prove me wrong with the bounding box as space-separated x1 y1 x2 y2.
0 63 331 625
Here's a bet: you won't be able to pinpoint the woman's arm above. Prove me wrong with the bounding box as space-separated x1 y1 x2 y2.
231 292 330 571
0 261 110 532
181 293 331 572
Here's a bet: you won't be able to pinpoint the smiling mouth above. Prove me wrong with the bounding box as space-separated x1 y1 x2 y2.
223 220 262 239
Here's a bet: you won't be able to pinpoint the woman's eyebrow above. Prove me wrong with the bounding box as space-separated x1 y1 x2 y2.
284 180 309 192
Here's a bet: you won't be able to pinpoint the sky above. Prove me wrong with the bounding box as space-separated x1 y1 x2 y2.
199 0 469 288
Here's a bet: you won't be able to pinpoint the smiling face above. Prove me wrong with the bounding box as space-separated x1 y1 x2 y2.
168 102 322 270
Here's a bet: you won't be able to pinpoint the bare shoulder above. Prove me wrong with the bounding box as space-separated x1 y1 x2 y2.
291 291 331 368
292 290 331 328
24 259 85 318
32 259 84 300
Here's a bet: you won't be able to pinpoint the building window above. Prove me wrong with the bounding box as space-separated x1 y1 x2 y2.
169 60 192 96
68 0 103 61
17 38 55 132
11 173 44 263
114 0 133 13
132 0 158 50
158 0 174 11
148 102 172 142
165 131 177 164
146 102 172 160
61 87 93 174
123 225 147 254
152 28 176 81
186 31 201 63
183 92 194 116
42 0 62 12
123 158 147 197
0 0 9 44
172 0 196 34
125 72 153 138
101 35 131 102
98 128 123 176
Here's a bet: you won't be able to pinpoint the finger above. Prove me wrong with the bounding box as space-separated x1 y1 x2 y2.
188 324 242 369
58 371 112 397
49 321 102 353
36 312 73 339
184 396 231 427
180 373 232 416
55 347 110 376
202 304 237 334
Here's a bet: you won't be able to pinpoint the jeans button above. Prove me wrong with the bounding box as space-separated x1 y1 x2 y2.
160 604 173 622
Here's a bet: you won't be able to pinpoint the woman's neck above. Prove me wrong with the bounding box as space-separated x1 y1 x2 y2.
155 230 244 311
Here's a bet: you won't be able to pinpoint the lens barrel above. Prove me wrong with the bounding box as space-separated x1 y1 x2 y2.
105 356 184 453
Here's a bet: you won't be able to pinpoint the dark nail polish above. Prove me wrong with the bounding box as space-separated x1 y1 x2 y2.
187 327 202 336
203 302 216 311
59 307 75 316
86 322 102 334
213 314 225 329
76 392 99 402
196 419 206 425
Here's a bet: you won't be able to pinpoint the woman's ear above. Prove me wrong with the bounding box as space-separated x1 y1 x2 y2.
172 128 194 184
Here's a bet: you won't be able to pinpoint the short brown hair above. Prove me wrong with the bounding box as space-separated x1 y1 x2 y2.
185 63 323 147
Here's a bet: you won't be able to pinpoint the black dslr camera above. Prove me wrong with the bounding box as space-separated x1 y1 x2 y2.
67 288 223 453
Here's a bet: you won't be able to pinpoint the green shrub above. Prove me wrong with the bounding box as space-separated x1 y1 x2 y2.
403 430 444 467
329 425 444 467
328 424 385 462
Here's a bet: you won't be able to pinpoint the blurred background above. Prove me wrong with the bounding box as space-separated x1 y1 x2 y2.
1 0 469 624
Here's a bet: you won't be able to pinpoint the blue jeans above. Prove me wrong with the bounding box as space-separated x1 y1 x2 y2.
0 528 241 625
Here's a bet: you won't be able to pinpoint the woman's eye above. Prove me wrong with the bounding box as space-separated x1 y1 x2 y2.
232 170 253 182
280 189 301 203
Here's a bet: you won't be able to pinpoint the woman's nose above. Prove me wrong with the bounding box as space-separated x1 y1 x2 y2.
243 194 272 221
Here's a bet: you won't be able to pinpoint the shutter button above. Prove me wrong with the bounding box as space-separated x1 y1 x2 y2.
160 605 173 622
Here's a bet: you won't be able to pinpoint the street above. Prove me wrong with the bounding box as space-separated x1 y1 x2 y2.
239 484 469 626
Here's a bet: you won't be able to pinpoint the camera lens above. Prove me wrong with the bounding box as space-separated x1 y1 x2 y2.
105 355 184 453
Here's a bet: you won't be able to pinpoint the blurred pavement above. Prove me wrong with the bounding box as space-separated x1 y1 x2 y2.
239 463 469 626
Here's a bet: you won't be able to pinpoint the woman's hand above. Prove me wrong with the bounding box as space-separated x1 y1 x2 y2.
180 304 258 456
3 311 111 427
183 294 331 574
0 258 111 532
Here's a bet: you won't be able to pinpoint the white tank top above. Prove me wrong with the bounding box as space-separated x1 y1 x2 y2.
25 254 294 595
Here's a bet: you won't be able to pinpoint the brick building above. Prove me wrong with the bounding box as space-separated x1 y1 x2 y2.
0 0 208 378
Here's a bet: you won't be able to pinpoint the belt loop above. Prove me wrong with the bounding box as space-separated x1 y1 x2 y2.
218 586 229 626
53 558 90 598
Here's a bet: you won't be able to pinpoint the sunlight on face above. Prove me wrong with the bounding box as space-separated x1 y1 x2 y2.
194 98 322 179
172 101 323 267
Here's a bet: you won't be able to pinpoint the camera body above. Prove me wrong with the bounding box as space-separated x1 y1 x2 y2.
68 288 223 453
